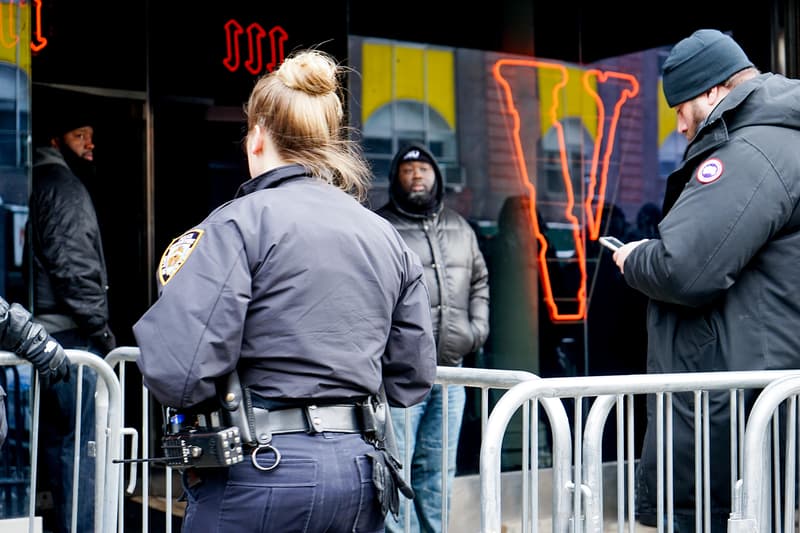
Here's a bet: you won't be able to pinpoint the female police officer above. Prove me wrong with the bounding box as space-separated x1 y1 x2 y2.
133 49 437 532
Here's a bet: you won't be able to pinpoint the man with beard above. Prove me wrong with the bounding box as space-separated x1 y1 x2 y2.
377 143 489 532
26 90 116 533
611 29 800 531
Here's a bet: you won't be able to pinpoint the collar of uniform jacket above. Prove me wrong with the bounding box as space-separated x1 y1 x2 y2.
235 163 308 198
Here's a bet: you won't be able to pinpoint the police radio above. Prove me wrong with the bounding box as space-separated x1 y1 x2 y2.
113 371 257 469
160 409 245 468
113 407 245 469
113 377 244 469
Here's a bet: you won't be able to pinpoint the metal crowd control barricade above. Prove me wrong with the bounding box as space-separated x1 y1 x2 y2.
0 349 122 533
395 366 571 533
105 346 166 533
480 369 800 533
729 373 800 532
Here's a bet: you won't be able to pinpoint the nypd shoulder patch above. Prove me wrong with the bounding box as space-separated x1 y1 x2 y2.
158 229 204 286
696 158 724 184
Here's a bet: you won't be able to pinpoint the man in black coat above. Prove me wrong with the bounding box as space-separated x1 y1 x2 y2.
26 89 115 533
612 29 800 531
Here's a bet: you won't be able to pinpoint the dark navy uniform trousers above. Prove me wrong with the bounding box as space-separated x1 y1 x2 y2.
180 431 384 532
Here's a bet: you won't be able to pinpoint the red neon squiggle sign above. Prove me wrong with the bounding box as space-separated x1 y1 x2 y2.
222 19 287 75
492 59 639 322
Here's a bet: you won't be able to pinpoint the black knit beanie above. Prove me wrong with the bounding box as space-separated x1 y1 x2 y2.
32 87 96 146
662 29 754 107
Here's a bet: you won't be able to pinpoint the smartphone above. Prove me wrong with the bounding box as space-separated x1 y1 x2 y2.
598 236 625 251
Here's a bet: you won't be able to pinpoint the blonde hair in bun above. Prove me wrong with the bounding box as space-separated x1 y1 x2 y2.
245 49 371 200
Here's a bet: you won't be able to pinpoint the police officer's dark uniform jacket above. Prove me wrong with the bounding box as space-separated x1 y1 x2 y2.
29 146 114 348
376 144 490 366
134 163 436 412
623 73 800 514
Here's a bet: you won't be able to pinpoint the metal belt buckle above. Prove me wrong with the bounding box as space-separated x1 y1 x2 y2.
250 443 281 471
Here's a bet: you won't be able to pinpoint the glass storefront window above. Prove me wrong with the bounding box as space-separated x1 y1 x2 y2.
351 34 677 470
0 0 34 519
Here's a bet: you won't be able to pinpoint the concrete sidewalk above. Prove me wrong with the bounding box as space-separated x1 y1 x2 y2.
449 468 658 532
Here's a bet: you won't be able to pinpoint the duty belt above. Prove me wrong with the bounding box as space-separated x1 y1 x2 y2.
245 403 366 472
251 403 363 440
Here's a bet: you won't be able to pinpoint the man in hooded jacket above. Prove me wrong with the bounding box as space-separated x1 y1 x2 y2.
611 29 800 531
26 90 115 533
377 143 489 532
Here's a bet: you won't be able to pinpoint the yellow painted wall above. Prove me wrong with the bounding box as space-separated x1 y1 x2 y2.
362 43 393 125
538 65 598 139
657 78 677 145
361 42 455 129
0 2 32 74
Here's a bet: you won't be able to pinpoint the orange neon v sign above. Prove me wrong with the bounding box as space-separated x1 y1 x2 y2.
493 59 639 322
0 0 47 51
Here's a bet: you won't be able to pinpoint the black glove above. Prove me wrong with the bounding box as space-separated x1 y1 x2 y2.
367 451 400 519
88 325 116 356
4 303 70 384
385 452 415 500
367 449 414 520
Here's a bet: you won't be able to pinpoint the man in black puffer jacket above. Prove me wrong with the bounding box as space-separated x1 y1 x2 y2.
377 143 489 533
26 91 115 533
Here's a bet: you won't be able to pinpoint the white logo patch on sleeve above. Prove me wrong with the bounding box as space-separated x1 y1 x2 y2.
696 158 724 184
158 229 204 286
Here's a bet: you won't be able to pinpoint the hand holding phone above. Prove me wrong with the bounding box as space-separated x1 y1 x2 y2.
599 236 625 251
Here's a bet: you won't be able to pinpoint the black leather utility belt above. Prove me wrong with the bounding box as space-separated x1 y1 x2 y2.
234 401 380 472
162 371 411 519
251 403 364 439
168 371 387 472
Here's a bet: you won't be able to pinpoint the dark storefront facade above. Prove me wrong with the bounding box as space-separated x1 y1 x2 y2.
0 0 798 518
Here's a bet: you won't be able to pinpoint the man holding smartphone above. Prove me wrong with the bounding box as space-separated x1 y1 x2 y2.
609 29 800 531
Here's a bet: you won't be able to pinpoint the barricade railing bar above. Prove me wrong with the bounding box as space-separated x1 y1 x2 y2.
105 345 160 533
0 349 122 533
480 369 800 533
728 373 800 532
417 367 571 533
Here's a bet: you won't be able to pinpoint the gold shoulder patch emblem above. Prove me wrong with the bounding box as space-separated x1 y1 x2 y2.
158 229 204 286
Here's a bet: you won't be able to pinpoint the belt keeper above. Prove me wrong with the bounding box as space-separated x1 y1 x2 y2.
305 405 324 433
243 388 267 445
256 408 271 445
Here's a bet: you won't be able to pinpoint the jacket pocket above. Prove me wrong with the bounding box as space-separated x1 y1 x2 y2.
672 312 718 372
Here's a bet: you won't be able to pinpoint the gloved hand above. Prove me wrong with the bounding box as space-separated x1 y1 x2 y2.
3 302 70 384
88 325 116 356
